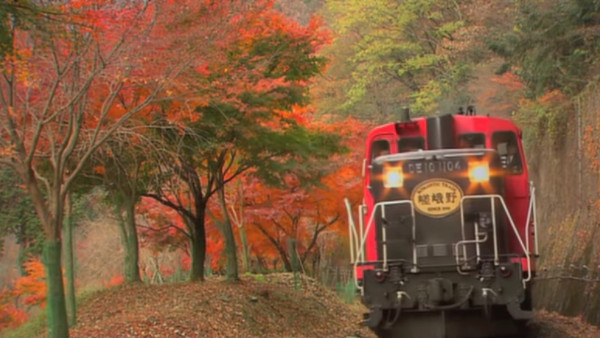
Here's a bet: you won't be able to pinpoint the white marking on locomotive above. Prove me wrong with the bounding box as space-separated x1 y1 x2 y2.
406 160 463 174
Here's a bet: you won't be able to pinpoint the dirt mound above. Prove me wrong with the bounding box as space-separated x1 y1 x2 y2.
71 273 375 337
66 273 600 337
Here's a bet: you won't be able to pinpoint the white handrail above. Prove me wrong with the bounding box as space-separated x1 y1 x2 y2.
358 204 365 262
344 199 358 264
350 200 416 293
345 190 536 292
524 182 538 255
459 194 532 287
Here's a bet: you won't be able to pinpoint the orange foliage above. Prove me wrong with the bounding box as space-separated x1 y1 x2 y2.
158 0 330 128
0 289 27 330
104 276 124 288
14 260 47 308
584 110 600 173
0 259 47 329
490 71 524 91
539 89 568 105
138 197 189 254
93 165 106 175
242 117 368 268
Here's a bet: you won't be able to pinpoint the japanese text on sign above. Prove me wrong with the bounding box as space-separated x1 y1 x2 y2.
411 179 463 217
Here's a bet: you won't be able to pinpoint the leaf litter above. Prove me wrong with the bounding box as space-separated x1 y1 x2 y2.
69 273 600 337
70 273 375 337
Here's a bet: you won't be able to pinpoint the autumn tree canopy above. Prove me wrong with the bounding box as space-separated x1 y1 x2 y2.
142 0 341 281
0 0 231 335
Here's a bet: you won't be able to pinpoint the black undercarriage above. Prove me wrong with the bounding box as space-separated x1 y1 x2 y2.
361 262 533 338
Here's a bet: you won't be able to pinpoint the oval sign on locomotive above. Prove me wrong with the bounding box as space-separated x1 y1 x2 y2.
411 179 463 218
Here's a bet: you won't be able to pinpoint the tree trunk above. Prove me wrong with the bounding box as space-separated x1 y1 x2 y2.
123 199 141 283
189 215 206 281
63 193 76 327
23 166 69 338
239 225 250 273
43 239 69 338
254 223 292 271
235 181 250 273
17 242 26 276
115 198 142 283
217 186 239 281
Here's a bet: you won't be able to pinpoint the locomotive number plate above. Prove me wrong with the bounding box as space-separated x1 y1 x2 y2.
411 179 463 218
404 159 465 175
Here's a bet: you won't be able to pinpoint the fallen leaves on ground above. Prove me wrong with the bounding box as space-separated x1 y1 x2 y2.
71 273 375 337
529 310 600 338
69 273 600 337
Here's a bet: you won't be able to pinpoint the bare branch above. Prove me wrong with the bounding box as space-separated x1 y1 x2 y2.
301 214 340 264
137 223 191 241
32 167 52 197
143 192 195 223
0 158 16 169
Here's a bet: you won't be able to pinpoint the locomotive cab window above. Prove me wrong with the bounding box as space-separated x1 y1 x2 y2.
371 139 390 160
492 131 523 174
398 137 424 153
458 133 485 149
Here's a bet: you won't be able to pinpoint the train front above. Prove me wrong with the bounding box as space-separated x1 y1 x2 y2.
346 114 537 338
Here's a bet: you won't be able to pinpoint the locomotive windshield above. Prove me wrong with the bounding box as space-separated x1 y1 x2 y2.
492 131 523 174
371 139 390 160
458 133 485 149
398 136 424 152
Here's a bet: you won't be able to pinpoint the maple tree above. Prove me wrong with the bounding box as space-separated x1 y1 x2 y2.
88 124 163 284
0 1 202 335
13 259 47 308
244 117 365 272
0 288 27 331
137 196 225 276
143 0 339 282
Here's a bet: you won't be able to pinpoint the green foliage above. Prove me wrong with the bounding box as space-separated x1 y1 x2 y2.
0 1 25 54
244 272 267 283
0 1 57 56
488 0 600 98
1 310 46 338
246 31 327 82
513 91 571 147
324 0 476 119
0 167 43 262
166 266 189 283
335 279 357 304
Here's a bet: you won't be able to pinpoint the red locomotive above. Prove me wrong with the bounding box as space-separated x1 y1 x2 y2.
345 109 538 337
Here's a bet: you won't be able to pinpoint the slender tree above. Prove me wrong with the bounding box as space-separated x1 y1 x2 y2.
92 128 156 284
0 2 194 335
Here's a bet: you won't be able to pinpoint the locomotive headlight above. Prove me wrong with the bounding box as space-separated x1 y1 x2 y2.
468 162 489 183
383 167 403 188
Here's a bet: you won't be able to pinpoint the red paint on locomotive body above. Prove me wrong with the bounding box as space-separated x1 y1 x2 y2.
349 112 537 336
360 114 535 279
